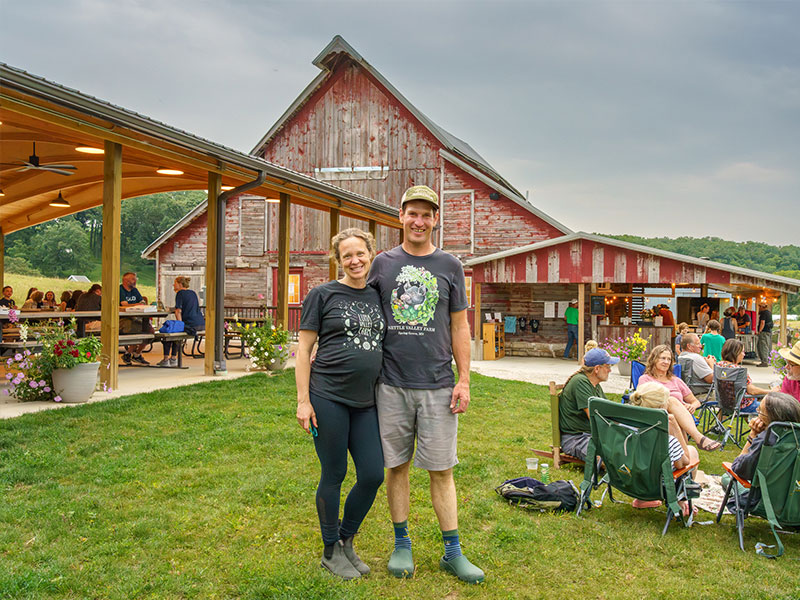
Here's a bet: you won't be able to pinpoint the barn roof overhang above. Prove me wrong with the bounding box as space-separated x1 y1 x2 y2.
465 232 800 296
0 62 401 234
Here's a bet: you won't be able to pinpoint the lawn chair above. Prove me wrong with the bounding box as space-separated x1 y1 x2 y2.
531 381 585 469
716 422 800 557
677 355 712 401
577 397 699 535
696 365 758 450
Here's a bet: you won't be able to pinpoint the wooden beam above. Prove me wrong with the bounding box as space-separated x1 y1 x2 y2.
276 193 291 329
0 226 4 290
100 141 122 391
368 219 377 241
205 172 222 376
474 283 482 342
329 208 340 281
578 283 586 364
780 293 788 349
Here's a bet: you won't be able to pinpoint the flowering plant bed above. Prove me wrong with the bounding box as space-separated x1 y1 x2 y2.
600 329 652 363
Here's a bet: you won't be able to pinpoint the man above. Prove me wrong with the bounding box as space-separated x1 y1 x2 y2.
119 272 153 365
558 348 619 462
735 305 751 334
562 299 579 360
678 333 714 395
368 185 483 584
0 286 15 308
757 301 773 367
658 304 675 328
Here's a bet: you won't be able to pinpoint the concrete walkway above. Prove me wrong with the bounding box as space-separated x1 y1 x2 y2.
2 354 784 419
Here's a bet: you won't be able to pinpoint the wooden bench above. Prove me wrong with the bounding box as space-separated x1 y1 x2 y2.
152 332 192 368
532 381 585 468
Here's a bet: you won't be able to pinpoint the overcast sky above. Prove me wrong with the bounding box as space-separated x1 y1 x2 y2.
2 0 798 245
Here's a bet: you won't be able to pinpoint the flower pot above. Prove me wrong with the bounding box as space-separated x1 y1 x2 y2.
617 360 632 377
52 362 100 403
267 355 288 371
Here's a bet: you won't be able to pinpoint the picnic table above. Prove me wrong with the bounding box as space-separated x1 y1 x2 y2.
0 309 169 337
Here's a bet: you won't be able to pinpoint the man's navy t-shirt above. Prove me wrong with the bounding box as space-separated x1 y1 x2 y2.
120 285 143 305
368 246 467 390
300 280 385 407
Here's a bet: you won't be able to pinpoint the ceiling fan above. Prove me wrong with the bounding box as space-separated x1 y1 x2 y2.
0 142 77 176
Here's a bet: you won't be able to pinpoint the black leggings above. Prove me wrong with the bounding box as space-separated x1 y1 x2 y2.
310 392 384 545
162 326 196 356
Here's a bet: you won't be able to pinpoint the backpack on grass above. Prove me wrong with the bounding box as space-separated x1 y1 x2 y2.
495 477 581 512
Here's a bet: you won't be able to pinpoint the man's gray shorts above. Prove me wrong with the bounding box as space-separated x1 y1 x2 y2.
560 432 591 461
376 383 458 471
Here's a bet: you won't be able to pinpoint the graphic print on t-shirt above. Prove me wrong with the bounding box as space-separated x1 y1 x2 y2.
339 299 385 351
390 265 439 326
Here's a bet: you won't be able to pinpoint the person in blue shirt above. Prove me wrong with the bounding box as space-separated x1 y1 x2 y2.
119 271 153 364
157 277 204 367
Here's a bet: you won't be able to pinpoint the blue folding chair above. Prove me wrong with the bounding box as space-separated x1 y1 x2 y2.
622 361 681 403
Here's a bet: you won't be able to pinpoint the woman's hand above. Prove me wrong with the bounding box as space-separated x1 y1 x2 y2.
749 416 766 437
296 400 317 434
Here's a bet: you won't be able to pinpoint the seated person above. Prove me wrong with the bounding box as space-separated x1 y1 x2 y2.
66 289 83 310
42 290 58 308
674 322 689 356
58 290 71 311
157 276 204 367
717 338 769 413
700 319 725 361
119 271 154 365
21 290 44 310
777 342 800 401
558 348 619 461
729 392 800 509
628 381 700 513
678 333 714 394
0 285 15 308
735 306 751 334
24 287 38 303
637 344 721 450
75 284 102 330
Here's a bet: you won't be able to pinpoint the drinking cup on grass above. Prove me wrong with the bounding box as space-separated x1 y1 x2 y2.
526 457 539 470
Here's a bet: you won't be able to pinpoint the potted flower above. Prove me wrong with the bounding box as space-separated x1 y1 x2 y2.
600 330 651 377
233 317 292 371
639 308 655 323
38 319 103 403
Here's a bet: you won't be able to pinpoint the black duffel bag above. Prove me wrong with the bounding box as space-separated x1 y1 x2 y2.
495 477 580 512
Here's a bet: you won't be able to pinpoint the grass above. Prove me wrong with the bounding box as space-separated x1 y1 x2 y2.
2 272 156 305
1 372 797 599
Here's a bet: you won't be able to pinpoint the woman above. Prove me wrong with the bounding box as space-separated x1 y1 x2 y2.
58 290 72 311
729 392 800 508
25 287 38 302
777 341 800 401
718 338 769 412
721 307 737 340
296 228 386 580
674 322 689 356
157 276 204 367
66 289 83 310
22 290 44 310
637 344 721 451
696 303 710 332
629 381 700 514
41 290 58 308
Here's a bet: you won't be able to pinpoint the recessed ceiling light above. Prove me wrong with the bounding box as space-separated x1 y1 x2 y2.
221 185 234 191
49 191 70 208
75 146 104 154
156 167 184 175
265 198 281 203
0 188 5 197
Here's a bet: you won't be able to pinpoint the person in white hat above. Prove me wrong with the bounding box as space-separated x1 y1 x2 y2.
777 341 800 401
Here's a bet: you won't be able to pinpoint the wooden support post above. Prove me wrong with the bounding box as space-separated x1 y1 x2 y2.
780 293 788 348
204 172 222 376
329 208 340 281
368 219 377 241
474 283 482 341
276 193 291 329
578 283 586 364
100 141 122 391
0 226 4 290
700 284 708 298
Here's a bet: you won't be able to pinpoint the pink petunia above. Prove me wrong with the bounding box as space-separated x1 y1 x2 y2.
14 353 22 361
54 395 62 403
5 373 12 380
43 386 51 393
29 381 38 388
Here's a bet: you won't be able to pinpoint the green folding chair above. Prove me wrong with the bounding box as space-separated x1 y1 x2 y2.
577 397 699 535
717 421 800 558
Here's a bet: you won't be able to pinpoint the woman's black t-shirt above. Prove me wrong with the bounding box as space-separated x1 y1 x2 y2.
300 280 385 407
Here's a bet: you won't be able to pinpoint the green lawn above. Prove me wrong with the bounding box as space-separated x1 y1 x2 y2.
1 372 797 599
2 272 156 306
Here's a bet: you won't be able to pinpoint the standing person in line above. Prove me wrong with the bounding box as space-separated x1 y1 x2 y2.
562 299 579 360
721 307 737 340
735 305 752 334
157 277 204 367
756 301 773 367
368 185 484 584
296 228 386 580
700 320 725 361
696 303 710 332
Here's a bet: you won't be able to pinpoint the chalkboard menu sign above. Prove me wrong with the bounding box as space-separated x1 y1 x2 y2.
590 296 606 316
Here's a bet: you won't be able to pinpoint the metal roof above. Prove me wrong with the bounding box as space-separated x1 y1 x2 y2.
250 36 570 234
464 231 800 292
0 62 400 233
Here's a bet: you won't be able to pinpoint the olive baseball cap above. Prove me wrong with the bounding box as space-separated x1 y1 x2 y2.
401 185 439 209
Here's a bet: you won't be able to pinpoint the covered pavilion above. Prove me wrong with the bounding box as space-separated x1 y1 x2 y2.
1 62 400 389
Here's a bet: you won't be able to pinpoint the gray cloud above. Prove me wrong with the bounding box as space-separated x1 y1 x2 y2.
1 0 797 244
